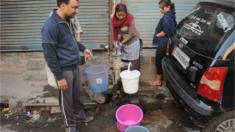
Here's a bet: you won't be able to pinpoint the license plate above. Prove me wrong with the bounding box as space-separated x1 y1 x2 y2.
172 47 190 69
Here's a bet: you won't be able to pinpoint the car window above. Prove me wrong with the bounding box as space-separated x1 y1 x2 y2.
175 4 235 57
216 12 234 33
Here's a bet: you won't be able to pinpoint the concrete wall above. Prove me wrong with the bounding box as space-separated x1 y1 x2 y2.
0 49 156 103
0 52 47 103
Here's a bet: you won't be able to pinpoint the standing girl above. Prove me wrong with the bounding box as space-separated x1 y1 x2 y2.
150 0 177 86
112 3 141 70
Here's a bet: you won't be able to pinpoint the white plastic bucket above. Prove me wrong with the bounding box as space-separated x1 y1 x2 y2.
120 63 141 94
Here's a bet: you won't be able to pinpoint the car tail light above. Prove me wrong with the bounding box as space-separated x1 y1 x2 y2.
197 67 228 102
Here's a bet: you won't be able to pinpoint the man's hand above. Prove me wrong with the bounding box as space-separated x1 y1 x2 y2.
83 49 93 59
57 79 68 91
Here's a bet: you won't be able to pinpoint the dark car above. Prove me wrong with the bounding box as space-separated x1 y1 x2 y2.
162 0 234 131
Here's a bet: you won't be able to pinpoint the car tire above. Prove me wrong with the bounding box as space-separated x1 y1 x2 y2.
203 110 235 132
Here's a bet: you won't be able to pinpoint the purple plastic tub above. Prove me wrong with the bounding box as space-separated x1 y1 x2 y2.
115 104 143 132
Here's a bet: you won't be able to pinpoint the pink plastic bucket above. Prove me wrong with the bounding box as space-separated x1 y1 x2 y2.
115 104 143 132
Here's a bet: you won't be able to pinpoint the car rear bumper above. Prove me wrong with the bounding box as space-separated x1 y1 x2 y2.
162 57 214 116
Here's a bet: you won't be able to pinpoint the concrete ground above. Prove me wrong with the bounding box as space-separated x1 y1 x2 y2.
0 84 201 132
0 50 201 132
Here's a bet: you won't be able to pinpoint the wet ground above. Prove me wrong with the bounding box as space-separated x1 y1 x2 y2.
0 50 203 132
1 83 201 132
0 104 200 132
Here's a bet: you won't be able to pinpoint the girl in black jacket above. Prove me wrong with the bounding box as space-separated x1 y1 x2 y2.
150 0 177 86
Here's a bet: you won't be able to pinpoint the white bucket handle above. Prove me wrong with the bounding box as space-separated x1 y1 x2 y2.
128 62 132 72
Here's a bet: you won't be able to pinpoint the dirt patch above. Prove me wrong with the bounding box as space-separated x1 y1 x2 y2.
1 110 64 132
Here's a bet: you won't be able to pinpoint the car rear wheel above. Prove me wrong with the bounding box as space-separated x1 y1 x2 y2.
204 111 235 132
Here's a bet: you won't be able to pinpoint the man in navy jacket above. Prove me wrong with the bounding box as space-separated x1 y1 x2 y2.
41 0 93 131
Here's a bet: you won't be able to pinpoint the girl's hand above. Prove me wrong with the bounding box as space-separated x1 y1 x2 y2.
156 31 166 38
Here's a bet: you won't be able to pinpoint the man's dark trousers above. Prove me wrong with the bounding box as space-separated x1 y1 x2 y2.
59 65 86 127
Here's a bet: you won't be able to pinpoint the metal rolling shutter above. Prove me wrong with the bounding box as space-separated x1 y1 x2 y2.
0 0 55 51
78 0 109 49
124 0 201 47
0 0 109 51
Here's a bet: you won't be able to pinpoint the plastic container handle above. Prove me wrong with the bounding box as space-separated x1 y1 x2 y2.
128 62 132 72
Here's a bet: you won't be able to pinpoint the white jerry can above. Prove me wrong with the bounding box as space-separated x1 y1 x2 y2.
45 65 57 88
